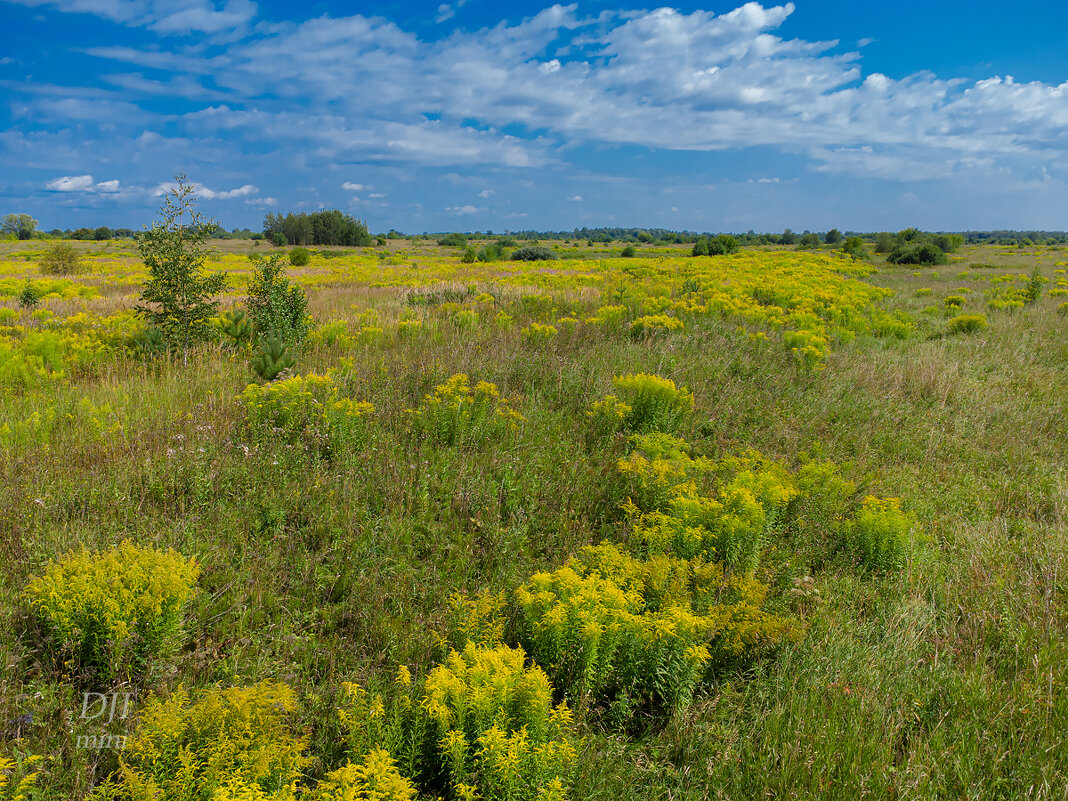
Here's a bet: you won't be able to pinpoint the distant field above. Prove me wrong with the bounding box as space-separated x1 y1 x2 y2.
0 238 1065 799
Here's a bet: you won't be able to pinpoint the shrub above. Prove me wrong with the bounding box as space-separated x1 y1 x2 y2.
842 236 868 260
477 243 507 262
842 496 913 571
1024 267 1044 304
305 750 417 801
246 253 309 348
461 246 478 263
239 372 372 454
691 239 709 257
515 543 796 724
251 330 296 381
608 373 694 433
24 541 199 684
707 234 739 255
887 242 949 265
1058 302 1068 317
38 242 83 275
339 646 578 801
217 308 253 348
630 314 683 338
510 246 557 261
437 233 468 248
90 682 307 801
943 295 965 310
288 247 311 267
620 245 637 257
409 374 522 447
946 314 988 335
17 283 40 309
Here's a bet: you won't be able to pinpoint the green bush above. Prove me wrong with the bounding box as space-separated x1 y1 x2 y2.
887 242 949 265
24 541 200 684
620 245 637 257
246 253 309 347
288 247 311 266
510 246 557 261
437 233 468 248
605 373 695 434
842 496 913 571
38 243 83 275
946 314 988 334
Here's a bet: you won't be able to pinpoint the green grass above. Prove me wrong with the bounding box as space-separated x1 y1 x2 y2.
0 242 1065 799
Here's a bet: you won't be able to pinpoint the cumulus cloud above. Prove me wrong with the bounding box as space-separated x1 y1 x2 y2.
153 180 257 199
46 174 95 191
341 181 365 191
478 189 494 198
446 204 478 214
568 195 583 201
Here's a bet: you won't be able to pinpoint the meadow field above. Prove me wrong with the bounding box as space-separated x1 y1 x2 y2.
0 236 1065 799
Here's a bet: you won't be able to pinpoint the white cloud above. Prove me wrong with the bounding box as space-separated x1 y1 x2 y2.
568 195 583 201
446 204 479 215
95 179 121 192
7 0 257 35
153 181 257 199
342 181 365 191
478 189 494 198
46 174 95 191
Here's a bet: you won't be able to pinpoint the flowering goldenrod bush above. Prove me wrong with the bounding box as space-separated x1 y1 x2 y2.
423 643 577 800
629 314 683 339
521 322 558 345
91 681 307 801
338 646 578 801
409 374 522 447
23 540 199 683
842 496 914 571
239 372 373 455
515 543 796 724
0 754 43 801
604 373 694 434
946 313 988 335
304 750 417 801
615 433 711 511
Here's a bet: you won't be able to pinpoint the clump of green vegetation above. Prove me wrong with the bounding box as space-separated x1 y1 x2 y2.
841 496 914 571
23 541 200 684
38 242 84 275
598 373 694 434
511 245 557 261
17 283 40 309
946 313 988 335
89 681 307 801
289 246 311 266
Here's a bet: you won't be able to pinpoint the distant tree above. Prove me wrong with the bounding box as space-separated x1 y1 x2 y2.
94 226 113 241
781 229 798 245
825 228 842 244
2 213 38 240
799 233 822 249
842 236 869 261
707 234 739 255
873 232 895 253
620 244 637 257
691 238 709 256
437 233 468 248
135 173 227 365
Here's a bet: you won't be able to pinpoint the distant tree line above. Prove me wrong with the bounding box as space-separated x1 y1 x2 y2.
262 210 372 247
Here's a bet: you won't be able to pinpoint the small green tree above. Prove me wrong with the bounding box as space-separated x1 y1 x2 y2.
246 252 309 348
135 174 227 364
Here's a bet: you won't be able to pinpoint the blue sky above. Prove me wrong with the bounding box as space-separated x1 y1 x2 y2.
2 0 1067 233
